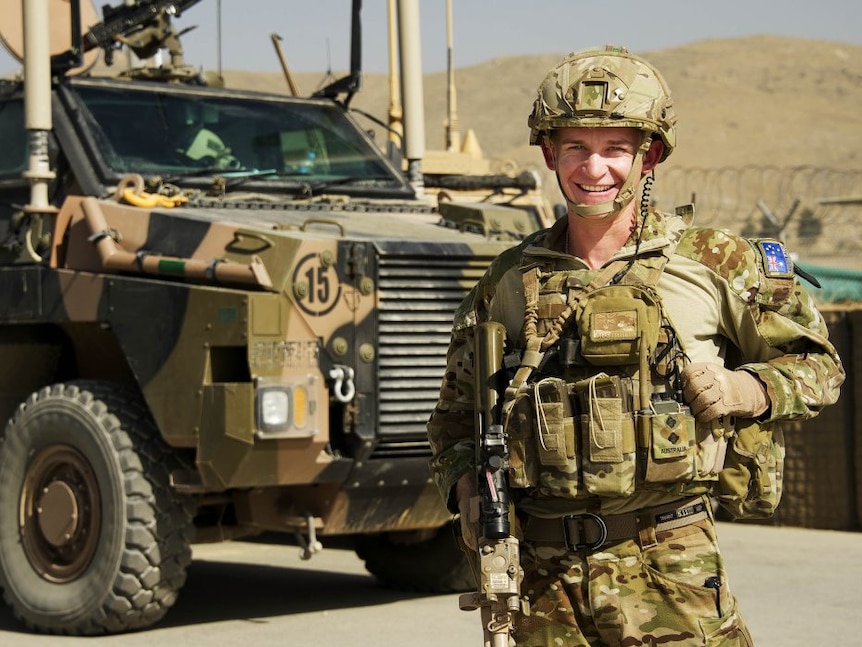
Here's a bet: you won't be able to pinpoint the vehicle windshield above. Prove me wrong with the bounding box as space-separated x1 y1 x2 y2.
71 82 408 192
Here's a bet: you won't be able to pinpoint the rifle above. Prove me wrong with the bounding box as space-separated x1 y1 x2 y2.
459 321 525 647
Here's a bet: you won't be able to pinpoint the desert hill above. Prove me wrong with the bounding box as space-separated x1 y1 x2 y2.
224 35 862 174
220 36 862 268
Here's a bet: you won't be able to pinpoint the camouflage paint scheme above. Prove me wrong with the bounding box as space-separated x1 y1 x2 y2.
0 189 522 535
0 67 540 541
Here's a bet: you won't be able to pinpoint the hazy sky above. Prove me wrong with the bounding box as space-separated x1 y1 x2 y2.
1 0 861 76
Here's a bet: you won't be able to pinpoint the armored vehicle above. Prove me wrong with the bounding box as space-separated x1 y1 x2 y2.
0 0 541 634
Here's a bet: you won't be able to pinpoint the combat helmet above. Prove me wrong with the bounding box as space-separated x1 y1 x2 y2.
528 46 677 218
528 45 676 157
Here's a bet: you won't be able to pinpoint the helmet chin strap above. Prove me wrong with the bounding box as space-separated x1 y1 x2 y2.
555 133 652 220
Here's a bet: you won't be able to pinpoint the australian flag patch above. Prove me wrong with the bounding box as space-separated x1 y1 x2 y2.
756 240 795 278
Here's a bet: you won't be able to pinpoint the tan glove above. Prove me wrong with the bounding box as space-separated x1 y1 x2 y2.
455 473 480 551
681 363 769 423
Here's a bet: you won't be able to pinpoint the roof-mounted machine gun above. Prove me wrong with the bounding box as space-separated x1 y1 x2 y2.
52 0 204 82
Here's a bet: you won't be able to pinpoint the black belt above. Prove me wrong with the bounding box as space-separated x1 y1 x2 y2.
523 497 710 552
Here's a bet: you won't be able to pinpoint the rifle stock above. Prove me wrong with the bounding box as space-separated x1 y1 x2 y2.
458 321 524 647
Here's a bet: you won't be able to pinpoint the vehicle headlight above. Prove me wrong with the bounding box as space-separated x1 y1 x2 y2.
255 376 318 439
259 388 290 429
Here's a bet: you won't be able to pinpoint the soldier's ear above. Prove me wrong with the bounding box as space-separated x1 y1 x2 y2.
540 136 557 171
642 137 664 174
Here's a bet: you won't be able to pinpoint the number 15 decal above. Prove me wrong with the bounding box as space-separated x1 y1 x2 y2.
292 253 342 316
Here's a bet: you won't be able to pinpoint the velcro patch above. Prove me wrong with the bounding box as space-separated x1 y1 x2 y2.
756 240 794 278
590 310 639 341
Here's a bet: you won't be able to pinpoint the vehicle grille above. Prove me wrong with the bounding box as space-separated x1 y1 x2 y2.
373 252 494 459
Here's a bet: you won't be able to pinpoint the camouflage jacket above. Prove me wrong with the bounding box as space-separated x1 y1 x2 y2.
426 208 845 513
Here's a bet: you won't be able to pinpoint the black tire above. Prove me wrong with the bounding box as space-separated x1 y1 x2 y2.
354 523 476 594
0 381 194 635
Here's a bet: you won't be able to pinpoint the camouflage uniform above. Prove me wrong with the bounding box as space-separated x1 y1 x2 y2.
427 209 845 645
427 45 844 646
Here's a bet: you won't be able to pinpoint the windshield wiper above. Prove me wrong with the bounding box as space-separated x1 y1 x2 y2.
305 175 400 193
225 174 399 194
160 167 280 183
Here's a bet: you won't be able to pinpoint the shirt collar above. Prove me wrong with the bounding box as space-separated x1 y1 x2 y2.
525 208 680 266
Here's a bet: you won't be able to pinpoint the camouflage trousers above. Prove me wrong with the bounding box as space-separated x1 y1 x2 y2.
512 512 753 646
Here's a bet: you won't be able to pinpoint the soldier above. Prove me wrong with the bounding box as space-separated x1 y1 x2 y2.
427 45 845 646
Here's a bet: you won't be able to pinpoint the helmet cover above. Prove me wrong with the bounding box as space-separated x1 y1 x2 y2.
528 45 677 161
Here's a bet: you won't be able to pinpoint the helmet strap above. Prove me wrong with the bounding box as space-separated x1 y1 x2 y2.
555 132 653 220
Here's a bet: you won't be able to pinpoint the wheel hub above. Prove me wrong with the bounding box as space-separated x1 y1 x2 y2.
20 445 101 583
37 481 80 548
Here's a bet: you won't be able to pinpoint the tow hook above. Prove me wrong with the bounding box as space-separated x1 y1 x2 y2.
295 513 323 561
329 365 356 403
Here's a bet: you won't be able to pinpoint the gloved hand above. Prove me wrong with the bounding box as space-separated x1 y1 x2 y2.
681 363 769 423
455 473 480 551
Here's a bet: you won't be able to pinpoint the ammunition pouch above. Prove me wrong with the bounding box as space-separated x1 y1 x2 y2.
573 374 637 497
503 377 570 494
502 372 728 499
502 369 783 512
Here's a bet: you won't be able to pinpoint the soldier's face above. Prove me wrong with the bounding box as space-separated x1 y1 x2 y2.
542 127 661 208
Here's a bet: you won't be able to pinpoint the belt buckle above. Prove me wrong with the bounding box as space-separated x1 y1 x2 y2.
562 512 609 551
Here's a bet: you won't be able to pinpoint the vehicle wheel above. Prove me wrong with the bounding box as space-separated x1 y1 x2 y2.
354 523 476 593
0 381 194 635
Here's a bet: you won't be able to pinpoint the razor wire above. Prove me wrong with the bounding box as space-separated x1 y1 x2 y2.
651 166 862 261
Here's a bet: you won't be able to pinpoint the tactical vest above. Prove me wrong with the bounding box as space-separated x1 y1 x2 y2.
501 210 731 501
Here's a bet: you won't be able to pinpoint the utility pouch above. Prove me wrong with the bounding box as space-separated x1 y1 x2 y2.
574 374 637 497
575 285 662 366
717 419 785 519
638 399 696 484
